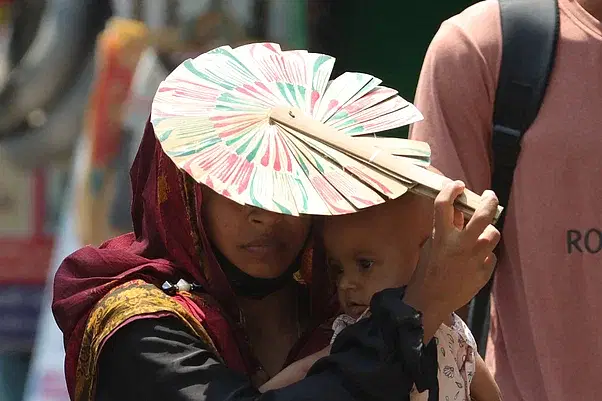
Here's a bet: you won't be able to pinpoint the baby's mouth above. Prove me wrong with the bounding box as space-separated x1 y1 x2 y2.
346 302 368 319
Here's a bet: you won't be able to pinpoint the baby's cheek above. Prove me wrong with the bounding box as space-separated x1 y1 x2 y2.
336 286 346 304
364 279 392 303
369 270 412 298
396 255 421 286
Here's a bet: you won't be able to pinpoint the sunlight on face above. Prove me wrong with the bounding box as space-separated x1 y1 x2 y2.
201 186 312 278
323 194 433 318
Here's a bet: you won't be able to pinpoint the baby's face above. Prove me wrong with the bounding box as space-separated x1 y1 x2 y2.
323 194 433 318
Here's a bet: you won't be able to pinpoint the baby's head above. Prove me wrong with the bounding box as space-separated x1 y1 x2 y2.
323 192 434 318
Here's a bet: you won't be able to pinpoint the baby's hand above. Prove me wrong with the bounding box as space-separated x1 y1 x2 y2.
405 181 500 324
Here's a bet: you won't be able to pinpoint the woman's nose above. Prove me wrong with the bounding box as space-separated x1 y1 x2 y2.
248 207 283 226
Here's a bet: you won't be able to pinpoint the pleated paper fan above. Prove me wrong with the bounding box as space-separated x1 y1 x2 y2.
151 42 502 221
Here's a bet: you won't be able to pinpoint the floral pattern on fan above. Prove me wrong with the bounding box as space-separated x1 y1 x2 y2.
151 42 427 216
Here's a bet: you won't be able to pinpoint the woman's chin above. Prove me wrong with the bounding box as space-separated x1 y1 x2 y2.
238 261 294 280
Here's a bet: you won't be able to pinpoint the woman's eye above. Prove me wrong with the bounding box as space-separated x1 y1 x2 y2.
357 259 374 271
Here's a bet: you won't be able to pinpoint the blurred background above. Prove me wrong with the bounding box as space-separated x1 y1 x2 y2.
0 1 477 399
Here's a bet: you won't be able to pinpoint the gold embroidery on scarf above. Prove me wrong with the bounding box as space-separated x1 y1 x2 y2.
157 173 169 204
182 174 201 247
74 280 220 401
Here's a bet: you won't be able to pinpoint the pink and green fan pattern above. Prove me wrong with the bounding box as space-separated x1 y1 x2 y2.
151 42 429 216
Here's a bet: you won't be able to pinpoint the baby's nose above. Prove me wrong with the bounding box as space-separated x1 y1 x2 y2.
338 274 357 291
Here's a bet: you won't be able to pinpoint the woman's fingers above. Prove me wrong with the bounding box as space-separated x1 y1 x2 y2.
453 209 465 230
482 253 497 279
410 181 502 324
475 224 501 258
464 190 499 241
434 180 466 236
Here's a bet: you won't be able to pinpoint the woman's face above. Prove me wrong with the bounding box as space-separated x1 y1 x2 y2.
201 186 312 279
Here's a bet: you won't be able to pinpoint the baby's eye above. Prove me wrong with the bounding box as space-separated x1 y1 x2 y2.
356 258 374 271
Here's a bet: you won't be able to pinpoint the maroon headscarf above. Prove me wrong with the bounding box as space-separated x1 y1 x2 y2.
52 120 334 396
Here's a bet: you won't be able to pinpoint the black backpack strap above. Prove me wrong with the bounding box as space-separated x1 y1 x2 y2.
468 0 560 357
492 0 560 221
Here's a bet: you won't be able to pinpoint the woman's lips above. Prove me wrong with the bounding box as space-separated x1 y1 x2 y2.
241 238 283 258
243 244 275 256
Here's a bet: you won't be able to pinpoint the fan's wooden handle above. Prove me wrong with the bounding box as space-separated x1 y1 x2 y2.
269 106 503 223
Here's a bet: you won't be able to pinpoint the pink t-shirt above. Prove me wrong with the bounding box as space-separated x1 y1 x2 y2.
409 1 602 400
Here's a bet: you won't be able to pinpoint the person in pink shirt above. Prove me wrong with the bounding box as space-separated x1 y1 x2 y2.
410 1 602 400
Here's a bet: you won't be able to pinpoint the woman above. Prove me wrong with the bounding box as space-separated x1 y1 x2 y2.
52 121 500 401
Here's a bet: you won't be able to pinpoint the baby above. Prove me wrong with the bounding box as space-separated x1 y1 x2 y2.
261 191 501 401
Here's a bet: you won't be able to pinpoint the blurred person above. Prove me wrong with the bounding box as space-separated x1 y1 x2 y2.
77 18 149 246
78 12 262 246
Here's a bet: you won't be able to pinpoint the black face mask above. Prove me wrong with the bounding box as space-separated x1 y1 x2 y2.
212 247 300 300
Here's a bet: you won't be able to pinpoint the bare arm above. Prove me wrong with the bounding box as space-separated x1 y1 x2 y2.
470 353 502 401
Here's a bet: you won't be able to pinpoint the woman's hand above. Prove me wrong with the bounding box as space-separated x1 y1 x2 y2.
404 181 500 341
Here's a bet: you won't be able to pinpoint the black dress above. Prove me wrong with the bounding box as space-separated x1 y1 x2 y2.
95 288 438 401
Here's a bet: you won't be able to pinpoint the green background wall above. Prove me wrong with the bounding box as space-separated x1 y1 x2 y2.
310 0 477 137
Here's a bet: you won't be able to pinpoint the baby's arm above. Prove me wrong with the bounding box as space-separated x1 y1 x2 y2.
259 346 331 392
470 353 501 401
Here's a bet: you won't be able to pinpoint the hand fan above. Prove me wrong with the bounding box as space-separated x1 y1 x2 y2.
151 42 502 221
